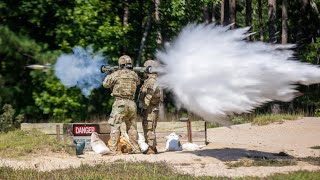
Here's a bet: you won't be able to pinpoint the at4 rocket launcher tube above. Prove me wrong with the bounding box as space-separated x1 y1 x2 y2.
100 65 155 73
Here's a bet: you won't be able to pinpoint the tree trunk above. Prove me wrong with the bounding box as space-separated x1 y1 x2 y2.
221 0 230 26
221 0 224 24
230 0 236 28
258 0 264 41
122 0 129 53
154 0 162 45
268 0 277 43
203 3 210 24
297 0 309 42
310 0 320 22
246 0 252 40
246 0 252 27
211 1 216 23
281 0 288 44
136 4 153 67
310 0 320 38
123 0 129 26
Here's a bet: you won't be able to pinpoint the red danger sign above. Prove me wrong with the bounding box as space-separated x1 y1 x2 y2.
73 124 99 136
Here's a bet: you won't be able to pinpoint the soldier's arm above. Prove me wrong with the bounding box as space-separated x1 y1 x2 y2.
143 78 157 107
139 79 147 98
102 72 117 88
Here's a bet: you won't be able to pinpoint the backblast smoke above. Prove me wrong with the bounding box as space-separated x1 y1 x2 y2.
156 24 320 125
54 46 107 97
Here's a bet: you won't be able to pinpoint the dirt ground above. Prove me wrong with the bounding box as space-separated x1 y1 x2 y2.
1 117 320 178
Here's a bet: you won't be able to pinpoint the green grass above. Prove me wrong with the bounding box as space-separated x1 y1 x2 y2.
0 129 73 158
298 157 320 166
310 146 320 150
230 116 250 125
226 156 320 168
206 114 302 128
264 171 320 180
252 114 302 125
0 162 213 180
1 162 320 180
206 122 221 128
226 159 297 168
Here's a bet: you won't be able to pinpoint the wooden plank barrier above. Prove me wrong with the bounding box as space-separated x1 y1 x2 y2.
21 121 207 150
21 123 64 135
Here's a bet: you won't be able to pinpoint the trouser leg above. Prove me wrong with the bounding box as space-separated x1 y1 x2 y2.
109 126 120 152
143 107 158 147
107 99 125 153
125 100 140 153
126 120 140 153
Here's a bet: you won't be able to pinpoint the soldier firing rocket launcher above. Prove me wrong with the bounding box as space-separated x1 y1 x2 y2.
100 65 155 74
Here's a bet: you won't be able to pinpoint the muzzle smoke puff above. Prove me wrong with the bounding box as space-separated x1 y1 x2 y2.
156 23 320 125
54 46 107 97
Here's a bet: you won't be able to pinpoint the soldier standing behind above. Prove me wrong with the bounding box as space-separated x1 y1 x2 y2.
139 60 163 154
103 55 141 154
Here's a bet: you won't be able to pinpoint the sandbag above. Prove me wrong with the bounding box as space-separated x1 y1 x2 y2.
182 142 205 151
164 133 182 151
138 133 149 152
91 132 110 154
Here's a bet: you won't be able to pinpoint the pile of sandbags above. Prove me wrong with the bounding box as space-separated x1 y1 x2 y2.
164 132 205 152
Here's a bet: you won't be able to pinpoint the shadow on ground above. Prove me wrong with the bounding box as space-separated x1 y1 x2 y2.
186 148 294 161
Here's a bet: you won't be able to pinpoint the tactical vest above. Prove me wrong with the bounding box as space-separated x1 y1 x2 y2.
112 70 138 99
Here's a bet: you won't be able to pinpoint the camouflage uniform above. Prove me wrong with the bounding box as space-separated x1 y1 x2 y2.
103 56 140 153
139 61 163 152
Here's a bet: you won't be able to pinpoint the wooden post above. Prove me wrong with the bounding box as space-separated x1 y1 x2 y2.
205 121 208 145
56 125 60 143
180 117 192 143
187 119 192 143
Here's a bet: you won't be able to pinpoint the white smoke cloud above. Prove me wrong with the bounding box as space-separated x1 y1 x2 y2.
54 46 107 97
156 24 320 125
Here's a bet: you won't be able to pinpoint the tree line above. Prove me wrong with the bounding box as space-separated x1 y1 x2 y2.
0 0 319 124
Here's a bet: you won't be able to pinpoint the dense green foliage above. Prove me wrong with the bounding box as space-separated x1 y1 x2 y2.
0 0 319 123
0 104 23 132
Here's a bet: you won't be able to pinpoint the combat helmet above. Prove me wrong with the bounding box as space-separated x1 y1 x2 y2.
144 60 158 74
144 60 158 67
118 55 132 65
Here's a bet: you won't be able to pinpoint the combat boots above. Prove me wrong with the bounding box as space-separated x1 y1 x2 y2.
143 146 158 155
152 146 158 154
144 147 155 155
